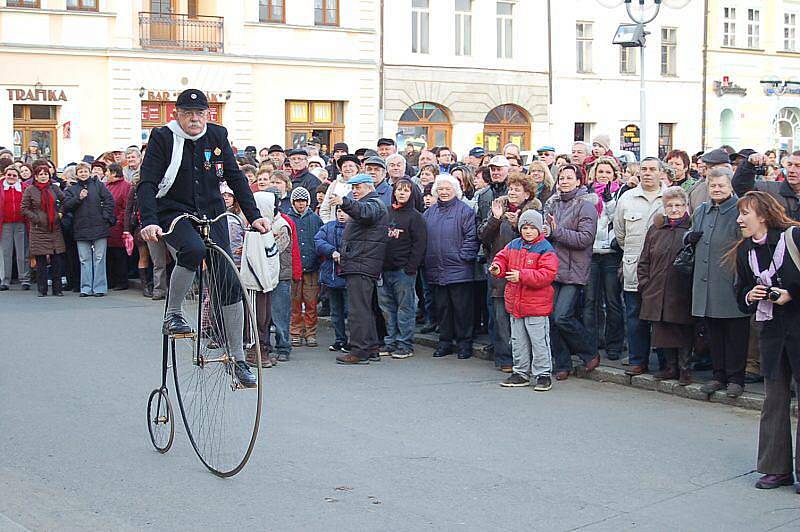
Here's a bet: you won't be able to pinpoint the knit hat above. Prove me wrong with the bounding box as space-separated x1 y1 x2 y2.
518 210 544 233
592 134 611 153
432 173 463 200
290 186 310 203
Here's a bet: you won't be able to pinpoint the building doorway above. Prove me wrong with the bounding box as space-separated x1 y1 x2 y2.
483 104 530 152
285 100 344 149
13 105 58 162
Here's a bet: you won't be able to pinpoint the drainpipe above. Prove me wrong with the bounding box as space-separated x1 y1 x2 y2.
547 0 553 106
378 0 385 138
700 0 709 151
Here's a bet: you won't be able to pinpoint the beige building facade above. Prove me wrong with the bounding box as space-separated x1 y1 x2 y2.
0 0 379 166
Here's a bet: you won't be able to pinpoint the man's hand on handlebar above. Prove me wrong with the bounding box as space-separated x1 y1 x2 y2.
141 224 163 242
250 218 271 234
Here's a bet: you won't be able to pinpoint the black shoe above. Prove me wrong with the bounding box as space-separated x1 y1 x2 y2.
744 372 764 384
500 373 530 387
433 348 452 358
37 292 46 297
534 375 553 392
94 293 105 297
0 285 8 291
457 351 472 360
80 293 90 298
368 351 381 362
162 314 194 336
53 292 64 297
420 323 437 334
21 283 30 291
606 353 621 361
329 342 345 352
233 360 258 388
340 344 351 353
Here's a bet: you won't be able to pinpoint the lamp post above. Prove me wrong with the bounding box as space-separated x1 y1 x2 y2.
601 0 691 159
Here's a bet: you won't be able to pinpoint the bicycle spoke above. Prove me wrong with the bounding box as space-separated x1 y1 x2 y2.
171 243 263 477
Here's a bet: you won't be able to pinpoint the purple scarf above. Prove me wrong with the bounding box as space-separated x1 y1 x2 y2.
748 233 786 321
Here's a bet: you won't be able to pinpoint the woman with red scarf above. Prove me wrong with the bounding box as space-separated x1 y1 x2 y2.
21 163 65 296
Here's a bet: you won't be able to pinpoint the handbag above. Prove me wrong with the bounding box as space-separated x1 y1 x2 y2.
672 207 707 275
785 226 800 268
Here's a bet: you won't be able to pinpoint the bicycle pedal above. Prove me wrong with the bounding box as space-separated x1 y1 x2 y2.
170 332 197 340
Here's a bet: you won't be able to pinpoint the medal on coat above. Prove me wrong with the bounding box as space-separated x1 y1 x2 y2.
214 161 224 179
203 149 212 171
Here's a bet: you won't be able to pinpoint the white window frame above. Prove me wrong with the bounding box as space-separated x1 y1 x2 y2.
785 12 798 52
455 0 472 56
747 8 760 49
411 0 430 54
496 1 513 59
661 27 677 76
620 46 637 75
576 21 593 73
723 6 736 47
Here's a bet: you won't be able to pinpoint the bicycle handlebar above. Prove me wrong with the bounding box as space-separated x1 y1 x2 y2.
162 212 243 237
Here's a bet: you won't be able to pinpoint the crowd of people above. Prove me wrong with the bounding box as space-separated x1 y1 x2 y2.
2 130 800 490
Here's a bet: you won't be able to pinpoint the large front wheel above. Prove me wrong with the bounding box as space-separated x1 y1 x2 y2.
171 243 263 477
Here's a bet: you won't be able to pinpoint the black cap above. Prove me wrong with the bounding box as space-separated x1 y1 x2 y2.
245 145 257 154
354 148 369 157
701 148 732 166
333 142 349 153
336 154 361 169
377 138 395 147
175 89 209 110
267 144 284 154
363 149 379 158
286 148 308 157
309 136 322 145
732 148 756 161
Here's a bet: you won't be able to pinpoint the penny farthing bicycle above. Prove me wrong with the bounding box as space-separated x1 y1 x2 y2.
146 212 263 477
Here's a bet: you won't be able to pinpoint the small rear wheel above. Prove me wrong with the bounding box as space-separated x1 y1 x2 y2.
147 388 174 453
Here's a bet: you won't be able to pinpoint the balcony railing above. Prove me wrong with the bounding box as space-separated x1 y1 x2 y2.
139 12 224 53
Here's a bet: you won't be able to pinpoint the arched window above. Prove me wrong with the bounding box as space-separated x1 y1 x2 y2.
720 109 735 147
397 102 452 149
772 107 800 152
483 104 531 152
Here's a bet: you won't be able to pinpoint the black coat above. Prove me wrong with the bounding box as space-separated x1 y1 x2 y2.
61 177 115 241
383 200 427 275
733 161 800 221
339 191 388 279
736 227 800 381
137 122 260 228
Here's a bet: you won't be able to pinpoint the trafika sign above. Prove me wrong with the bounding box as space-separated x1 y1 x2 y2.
6 88 68 102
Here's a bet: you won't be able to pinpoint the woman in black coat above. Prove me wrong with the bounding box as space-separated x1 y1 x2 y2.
734 191 800 492
61 162 115 296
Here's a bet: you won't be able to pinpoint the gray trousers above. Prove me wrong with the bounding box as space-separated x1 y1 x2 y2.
510 316 552 378
147 238 169 297
758 351 800 476
1 222 29 285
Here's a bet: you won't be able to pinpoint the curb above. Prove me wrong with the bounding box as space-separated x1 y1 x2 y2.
317 316 796 415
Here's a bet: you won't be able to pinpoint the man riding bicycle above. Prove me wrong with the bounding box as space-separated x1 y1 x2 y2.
138 89 270 388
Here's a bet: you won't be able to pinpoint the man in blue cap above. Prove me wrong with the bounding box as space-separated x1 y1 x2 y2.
328 174 389 364
467 146 485 169
537 146 556 172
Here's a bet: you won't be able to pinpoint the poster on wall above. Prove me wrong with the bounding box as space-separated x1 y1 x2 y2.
620 124 641 160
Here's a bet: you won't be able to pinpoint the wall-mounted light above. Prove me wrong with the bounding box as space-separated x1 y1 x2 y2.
225 90 232 101
139 87 146 98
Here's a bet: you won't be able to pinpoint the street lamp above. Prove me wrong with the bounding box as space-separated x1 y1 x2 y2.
599 0 692 159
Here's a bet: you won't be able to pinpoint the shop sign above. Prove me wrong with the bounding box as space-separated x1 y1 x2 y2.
620 124 640 156
713 77 747 97
144 90 226 103
7 88 68 102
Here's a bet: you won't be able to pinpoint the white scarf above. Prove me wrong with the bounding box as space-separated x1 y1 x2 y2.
2 180 22 192
156 120 207 198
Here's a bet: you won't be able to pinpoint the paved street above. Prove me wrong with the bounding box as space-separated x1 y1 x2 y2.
1 289 799 531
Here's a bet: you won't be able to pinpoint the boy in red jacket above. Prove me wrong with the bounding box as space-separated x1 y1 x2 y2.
489 210 559 391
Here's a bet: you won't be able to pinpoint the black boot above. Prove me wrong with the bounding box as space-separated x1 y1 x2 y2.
139 268 153 298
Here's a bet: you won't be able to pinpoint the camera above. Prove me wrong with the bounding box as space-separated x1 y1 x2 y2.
766 288 781 302
753 164 768 177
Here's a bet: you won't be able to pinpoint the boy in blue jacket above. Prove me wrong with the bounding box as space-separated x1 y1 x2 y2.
314 206 349 352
